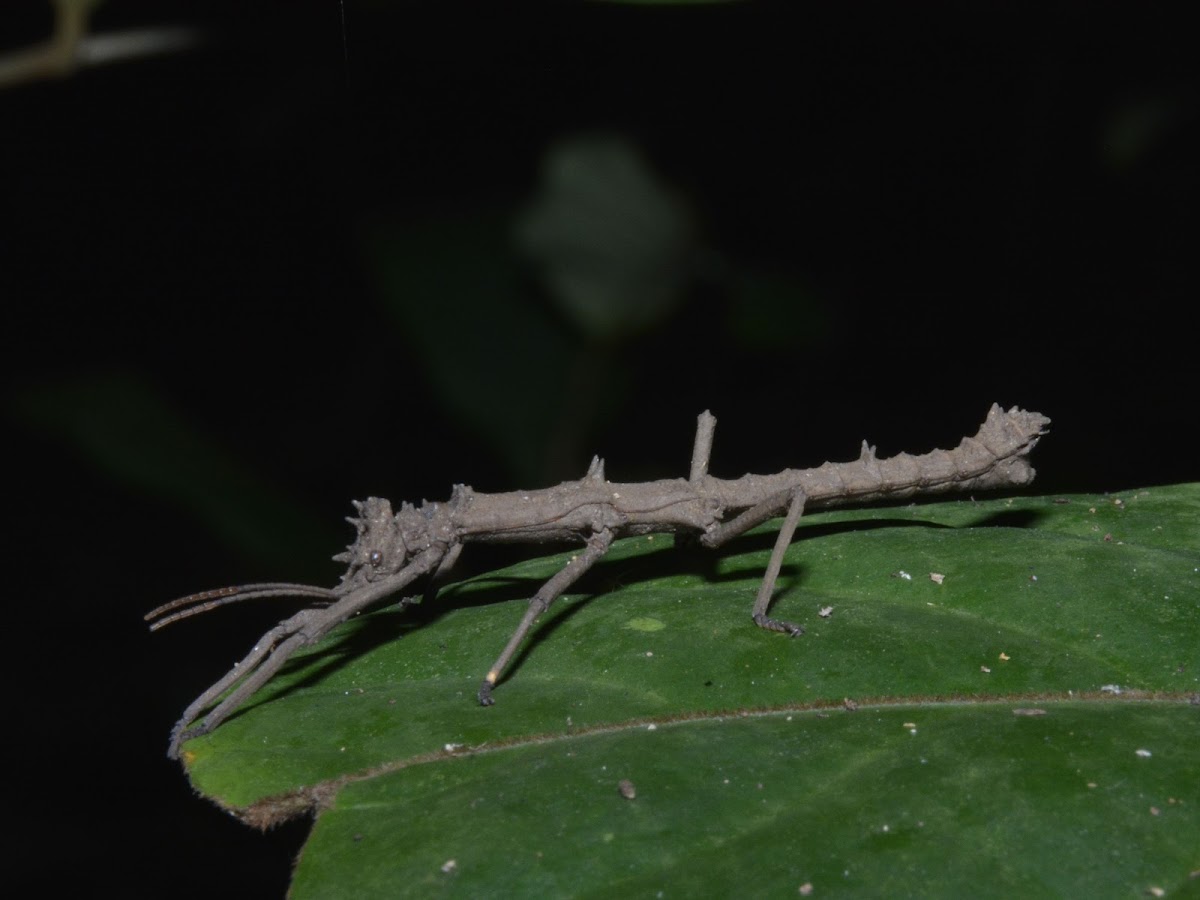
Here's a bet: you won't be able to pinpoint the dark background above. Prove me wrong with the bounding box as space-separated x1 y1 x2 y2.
3 1 1195 894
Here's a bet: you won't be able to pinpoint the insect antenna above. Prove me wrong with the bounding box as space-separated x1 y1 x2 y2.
144 583 338 631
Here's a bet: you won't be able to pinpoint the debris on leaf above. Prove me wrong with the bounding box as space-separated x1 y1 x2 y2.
843 698 858 711
818 606 833 618
618 779 636 800
929 572 945 584
1013 708 1047 716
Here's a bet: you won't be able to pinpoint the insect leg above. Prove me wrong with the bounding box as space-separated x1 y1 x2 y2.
168 549 444 758
170 630 311 757
167 610 315 756
699 487 799 549
749 488 807 636
478 528 615 706
698 486 808 635
409 540 463 608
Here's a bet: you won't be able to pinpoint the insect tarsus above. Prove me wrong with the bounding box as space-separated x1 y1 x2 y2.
148 404 1050 758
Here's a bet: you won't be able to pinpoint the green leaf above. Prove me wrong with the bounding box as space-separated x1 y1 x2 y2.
176 486 1200 896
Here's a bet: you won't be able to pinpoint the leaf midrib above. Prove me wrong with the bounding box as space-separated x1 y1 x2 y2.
236 692 1195 827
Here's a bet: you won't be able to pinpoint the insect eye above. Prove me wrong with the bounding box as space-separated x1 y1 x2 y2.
368 550 383 567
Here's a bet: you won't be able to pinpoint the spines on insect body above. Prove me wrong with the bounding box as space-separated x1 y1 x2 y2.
857 440 883 488
586 456 606 483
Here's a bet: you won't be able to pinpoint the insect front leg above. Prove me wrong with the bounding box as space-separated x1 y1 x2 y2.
478 528 615 706
399 541 462 610
168 549 443 758
700 486 808 637
168 608 317 757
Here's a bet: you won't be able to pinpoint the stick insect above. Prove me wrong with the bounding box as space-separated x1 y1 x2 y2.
149 404 1049 758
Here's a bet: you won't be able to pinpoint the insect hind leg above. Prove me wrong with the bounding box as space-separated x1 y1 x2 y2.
750 487 807 636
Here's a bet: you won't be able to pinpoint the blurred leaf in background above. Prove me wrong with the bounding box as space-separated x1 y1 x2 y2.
367 131 831 486
366 209 577 486
9 371 337 574
515 133 700 342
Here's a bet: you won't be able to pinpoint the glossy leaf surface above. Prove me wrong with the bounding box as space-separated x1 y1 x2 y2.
176 486 1199 896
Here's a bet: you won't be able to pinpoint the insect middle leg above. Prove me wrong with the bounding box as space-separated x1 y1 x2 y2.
478 528 615 706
